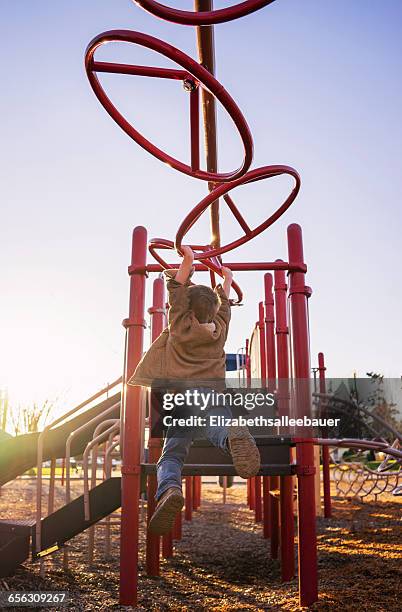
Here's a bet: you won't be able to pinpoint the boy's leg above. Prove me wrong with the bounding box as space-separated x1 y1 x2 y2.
204 405 231 452
205 406 261 478
155 433 193 500
149 432 192 535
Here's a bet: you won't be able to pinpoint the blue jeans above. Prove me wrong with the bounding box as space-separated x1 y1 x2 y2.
156 404 231 500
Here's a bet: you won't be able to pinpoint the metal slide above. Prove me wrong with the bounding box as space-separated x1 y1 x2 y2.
0 477 121 577
0 393 120 487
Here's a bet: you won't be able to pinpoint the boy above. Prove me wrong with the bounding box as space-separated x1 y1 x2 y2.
129 247 260 535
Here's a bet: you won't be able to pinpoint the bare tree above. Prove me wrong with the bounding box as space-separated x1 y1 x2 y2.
366 372 401 435
9 399 55 435
0 389 9 431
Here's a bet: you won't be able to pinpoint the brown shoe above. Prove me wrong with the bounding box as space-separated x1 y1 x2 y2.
149 487 184 535
228 426 261 478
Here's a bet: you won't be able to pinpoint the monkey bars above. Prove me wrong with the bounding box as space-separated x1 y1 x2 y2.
85 30 253 182
133 0 276 25
175 165 301 260
148 238 244 304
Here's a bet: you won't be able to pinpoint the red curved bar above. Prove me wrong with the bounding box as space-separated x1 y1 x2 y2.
148 238 243 305
176 165 301 260
134 1 276 26
317 439 402 462
85 30 253 183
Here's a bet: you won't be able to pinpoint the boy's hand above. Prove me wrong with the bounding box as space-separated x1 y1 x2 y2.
221 266 233 280
181 246 194 262
175 245 194 285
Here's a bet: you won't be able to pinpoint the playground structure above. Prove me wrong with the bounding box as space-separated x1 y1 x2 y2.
85 1 402 607
331 460 401 501
313 393 402 500
1 1 402 609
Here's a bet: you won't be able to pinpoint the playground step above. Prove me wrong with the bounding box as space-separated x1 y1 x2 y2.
187 436 293 467
0 520 34 578
32 476 121 558
0 518 35 535
141 464 295 476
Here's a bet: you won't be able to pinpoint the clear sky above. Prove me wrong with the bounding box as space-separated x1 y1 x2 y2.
1 0 401 414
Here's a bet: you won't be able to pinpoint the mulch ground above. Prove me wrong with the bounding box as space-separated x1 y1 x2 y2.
0 479 401 611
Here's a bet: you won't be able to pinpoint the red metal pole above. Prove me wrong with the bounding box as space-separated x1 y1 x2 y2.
196 475 202 508
252 303 265 524
262 477 270 538
254 475 262 522
146 276 165 575
274 266 295 581
263 274 276 539
143 261 306 273
193 475 200 509
249 477 256 511
192 477 197 510
173 507 182 540
264 274 276 390
119 226 148 606
190 85 200 172
258 301 267 385
319 352 332 518
195 0 220 249
185 476 193 521
162 529 173 558
244 337 255 510
287 224 318 607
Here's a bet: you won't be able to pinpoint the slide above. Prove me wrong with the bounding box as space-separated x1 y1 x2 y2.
0 391 122 577
0 477 121 577
0 393 121 487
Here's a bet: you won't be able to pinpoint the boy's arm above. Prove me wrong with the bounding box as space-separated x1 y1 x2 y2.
214 267 233 339
221 266 233 299
175 246 194 285
165 247 194 336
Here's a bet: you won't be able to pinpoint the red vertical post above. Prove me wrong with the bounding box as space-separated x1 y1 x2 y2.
263 273 276 539
249 477 256 511
287 224 318 607
173 508 182 540
252 304 265 524
185 476 193 521
245 338 251 385
190 85 200 172
269 484 280 559
258 302 267 385
262 477 271 537
193 475 201 509
319 352 331 518
162 529 173 558
274 266 295 581
146 276 165 575
264 274 277 390
196 475 202 508
254 476 262 522
245 338 254 511
269 271 286 561
119 226 148 606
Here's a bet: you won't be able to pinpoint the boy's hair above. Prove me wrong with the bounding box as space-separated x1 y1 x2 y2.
188 285 219 324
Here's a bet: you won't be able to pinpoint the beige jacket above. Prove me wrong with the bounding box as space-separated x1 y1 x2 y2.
128 270 231 387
